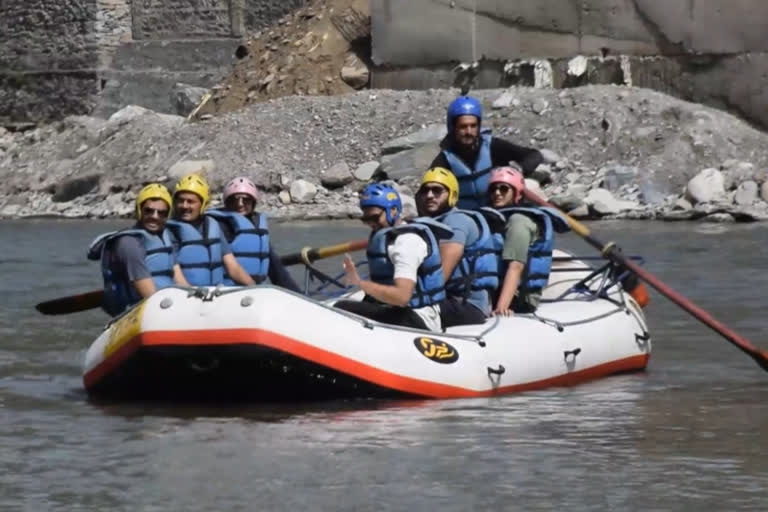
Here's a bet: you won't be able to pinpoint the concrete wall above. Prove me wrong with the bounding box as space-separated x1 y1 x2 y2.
133 0 237 39
370 0 768 129
0 0 99 124
0 0 306 124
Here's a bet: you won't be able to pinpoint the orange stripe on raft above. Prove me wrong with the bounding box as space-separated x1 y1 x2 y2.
85 328 649 398
83 335 142 389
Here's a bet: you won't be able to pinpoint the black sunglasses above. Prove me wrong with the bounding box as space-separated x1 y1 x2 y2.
360 211 384 224
489 184 512 195
142 207 169 218
227 195 255 205
418 185 447 196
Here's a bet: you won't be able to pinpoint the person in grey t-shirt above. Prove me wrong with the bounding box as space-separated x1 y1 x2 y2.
89 184 189 316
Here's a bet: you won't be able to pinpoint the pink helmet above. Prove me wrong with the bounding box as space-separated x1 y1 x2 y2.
223 176 259 202
489 166 525 202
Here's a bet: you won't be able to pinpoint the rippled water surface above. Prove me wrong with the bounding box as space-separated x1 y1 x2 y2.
1 219 766 511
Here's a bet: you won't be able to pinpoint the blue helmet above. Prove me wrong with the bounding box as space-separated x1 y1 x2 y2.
359 184 402 226
446 96 483 134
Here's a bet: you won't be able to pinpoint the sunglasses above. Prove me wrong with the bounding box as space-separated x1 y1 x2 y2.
489 184 513 195
142 207 169 218
360 211 384 224
227 195 255 205
418 185 447 197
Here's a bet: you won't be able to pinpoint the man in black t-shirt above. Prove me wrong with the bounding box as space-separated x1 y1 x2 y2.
430 95 542 209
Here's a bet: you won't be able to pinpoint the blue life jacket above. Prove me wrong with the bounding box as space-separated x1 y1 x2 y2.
166 216 224 286
436 209 499 298
442 130 493 210
206 210 270 285
481 206 570 293
366 217 452 308
87 228 175 316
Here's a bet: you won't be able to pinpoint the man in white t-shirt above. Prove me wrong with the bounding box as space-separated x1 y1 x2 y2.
335 184 449 331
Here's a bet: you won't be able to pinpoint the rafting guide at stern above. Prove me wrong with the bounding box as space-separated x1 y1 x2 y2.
335 184 453 332
87 184 189 317
166 173 255 287
431 95 543 209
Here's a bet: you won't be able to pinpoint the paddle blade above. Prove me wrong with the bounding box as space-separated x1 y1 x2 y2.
35 290 104 315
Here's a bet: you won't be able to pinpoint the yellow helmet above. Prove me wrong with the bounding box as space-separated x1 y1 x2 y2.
135 183 172 220
420 167 459 207
173 173 210 211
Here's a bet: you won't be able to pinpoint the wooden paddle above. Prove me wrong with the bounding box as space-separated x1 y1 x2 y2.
35 239 369 316
280 239 367 266
523 188 768 372
34 289 105 316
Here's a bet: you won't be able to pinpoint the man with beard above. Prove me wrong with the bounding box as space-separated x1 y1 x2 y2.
430 95 543 209
167 173 255 287
87 183 189 316
205 176 300 292
335 184 451 332
416 167 498 326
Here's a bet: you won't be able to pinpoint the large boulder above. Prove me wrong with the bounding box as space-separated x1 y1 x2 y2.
379 144 438 181
584 188 639 215
340 53 370 90
51 174 101 203
492 91 516 109
353 161 381 181
524 179 547 201
171 83 209 117
761 181 768 202
733 180 758 205
320 162 354 189
685 168 725 204
721 160 758 190
380 124 446 155
549 193 584 212
289 179 318 203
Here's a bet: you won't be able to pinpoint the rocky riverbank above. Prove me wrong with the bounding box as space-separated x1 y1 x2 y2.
1 85 767 223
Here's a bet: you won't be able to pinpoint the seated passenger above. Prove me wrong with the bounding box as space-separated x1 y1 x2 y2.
206 176 301 292
166 173 255 287
415 167 498 326
335 184 452 331
483 167 569 315
87 184 189 316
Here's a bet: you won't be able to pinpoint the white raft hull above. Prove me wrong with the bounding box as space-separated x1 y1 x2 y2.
83 252 651 400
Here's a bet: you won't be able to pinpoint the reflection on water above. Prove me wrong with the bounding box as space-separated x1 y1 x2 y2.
1 219 767 510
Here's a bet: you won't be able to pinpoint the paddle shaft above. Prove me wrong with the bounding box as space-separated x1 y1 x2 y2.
36 239 369 315
280 239 367 266
523 189 768 372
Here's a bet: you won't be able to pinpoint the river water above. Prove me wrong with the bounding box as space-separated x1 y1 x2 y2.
1 219 766 511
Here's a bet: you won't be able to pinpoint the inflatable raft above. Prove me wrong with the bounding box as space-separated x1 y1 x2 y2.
82 251 651 400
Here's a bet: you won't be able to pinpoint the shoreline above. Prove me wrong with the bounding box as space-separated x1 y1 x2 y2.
2 87 768 224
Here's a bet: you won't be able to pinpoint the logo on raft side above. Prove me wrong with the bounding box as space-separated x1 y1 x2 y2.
413 336 459 364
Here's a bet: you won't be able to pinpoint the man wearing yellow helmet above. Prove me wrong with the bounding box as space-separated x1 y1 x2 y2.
431 95 543 209
416 167 499 326
87 183 189 316
166 173 255 287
